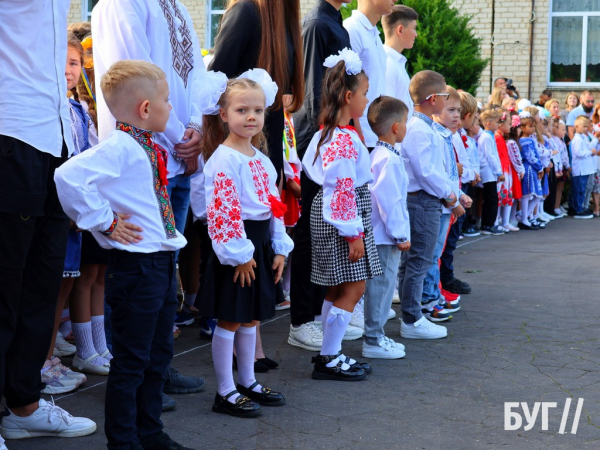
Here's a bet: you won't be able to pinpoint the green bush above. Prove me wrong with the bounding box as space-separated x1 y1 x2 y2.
341 0 488 96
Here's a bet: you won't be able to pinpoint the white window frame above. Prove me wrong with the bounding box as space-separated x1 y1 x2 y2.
205 1 226 49
547 0 600 88
81 0 98 21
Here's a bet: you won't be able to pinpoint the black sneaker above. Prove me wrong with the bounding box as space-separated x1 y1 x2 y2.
574 211 593 219
311 354 367 381
162 393 176 412
442 277 472 294
140 431 193 450
481 225 505 236
212 391 261 418
163 366 205 394
237 382 285 406
462 226 481 237
518 222 540 230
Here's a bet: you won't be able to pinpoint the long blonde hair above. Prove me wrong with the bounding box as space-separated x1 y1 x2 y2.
488 87 506 107
523 106 545 144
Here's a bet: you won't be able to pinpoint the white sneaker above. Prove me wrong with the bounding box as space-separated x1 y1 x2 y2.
53 331 76 357
392 289 400 304
288 322 323 351
349 300 364 329
0 399 96 440
387 308 397 321
400 316 447 339
41 365 80 395
362 337 405 359
50 357 87 384
504 224 519 232
342 324 364 341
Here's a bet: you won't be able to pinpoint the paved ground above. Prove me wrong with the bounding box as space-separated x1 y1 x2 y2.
5 217 600 450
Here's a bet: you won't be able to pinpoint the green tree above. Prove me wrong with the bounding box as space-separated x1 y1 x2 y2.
340 0 488 96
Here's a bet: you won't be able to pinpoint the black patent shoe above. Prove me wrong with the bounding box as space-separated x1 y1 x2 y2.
338 354 372 374
237 382 286 406
212 391 261 418
311 354 367 381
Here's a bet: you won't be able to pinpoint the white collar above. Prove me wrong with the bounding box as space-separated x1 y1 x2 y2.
352 10 378 34
383 45 407 64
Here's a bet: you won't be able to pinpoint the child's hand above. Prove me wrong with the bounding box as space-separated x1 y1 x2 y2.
498 174 506 182
107 213 143 245
452 204 465 218
459 194 473 209
545 167 551 174
557 171 563 177
442 192 457 208
287 179 301 199
348 238 364 262
272 255 285 284
234 259 257 287
538 171 544 180
397 241 411 252
520 172 525 180
175 128 202 159
552 150 559 156
183 157 198 177
457 163 464 177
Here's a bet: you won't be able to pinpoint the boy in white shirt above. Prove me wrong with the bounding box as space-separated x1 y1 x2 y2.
344 0 393 148
570 116 598 218
362 96 411 360
382 5 418 120
55 61 190 450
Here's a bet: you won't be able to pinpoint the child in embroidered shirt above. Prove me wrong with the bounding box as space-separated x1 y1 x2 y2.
518 114 545 229
505 111 525 225
55 60 190 449
552 119 570 217
362 95 410 360
495 109 516 232
302 50 380 381
462 109 483 237
569 116 598 218
197 70 293 417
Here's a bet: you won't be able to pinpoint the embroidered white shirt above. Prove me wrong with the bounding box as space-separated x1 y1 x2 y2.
302 127 373 237
383 46 414 119
452 131 476 184
54 129 187 253
190 155 206 223
369 142 410 245
506 140 525 176
477 131 502 183
92 0 205 177
463 132 481 176
0 0 74 157
570 133 597 176
204 145 293 267
344 10 387 147
553 136 570 170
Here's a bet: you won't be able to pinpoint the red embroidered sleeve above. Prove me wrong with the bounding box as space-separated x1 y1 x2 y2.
330 177 357 221
207 172 244 244
322 133 358 168
100 212 119 236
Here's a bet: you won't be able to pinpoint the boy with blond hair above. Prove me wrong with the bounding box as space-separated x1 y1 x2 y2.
55 60 190 450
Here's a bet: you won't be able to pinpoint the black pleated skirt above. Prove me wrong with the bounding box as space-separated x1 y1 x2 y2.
198 219 283 323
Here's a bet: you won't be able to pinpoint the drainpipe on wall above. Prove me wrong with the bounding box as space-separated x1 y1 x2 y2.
489 0 495 93
527 0 536 99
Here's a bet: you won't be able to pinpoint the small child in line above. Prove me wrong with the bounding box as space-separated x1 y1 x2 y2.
462 110 483 237
552 119 570 217
197 69 293 417
362 95 410 360
505 112 525 226
55 60 190 450
518 112 545 229
495 110 517 231
569 115 598 219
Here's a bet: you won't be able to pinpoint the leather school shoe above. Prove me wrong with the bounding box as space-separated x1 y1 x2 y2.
311 354 367 381
163 366 205 394
237 382 285 406
518 221 539 230
212 391 261 418
337 353 372 374
140 431 193 450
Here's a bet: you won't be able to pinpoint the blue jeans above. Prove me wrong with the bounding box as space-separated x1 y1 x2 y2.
570 174 590 213
398 191 442 324
364 244 401 346
104 251 177 449
166 174 191 254
422 213 451 305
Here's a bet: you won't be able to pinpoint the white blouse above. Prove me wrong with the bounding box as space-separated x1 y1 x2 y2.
452 131 476 184
204 145 294 267
369 142 410 245
190 155 206 223
506 140 525 176
553 136 570 170
302 127 373 238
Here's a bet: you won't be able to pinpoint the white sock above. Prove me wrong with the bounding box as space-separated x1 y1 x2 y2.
320 300 333 335
183 292 196 308
320 306 351 356
72 321 109 366
59 308 72 337
91 315 111 360
212 326 239 403
529 197 540 219
501 206 511 228
554 208 562 215
520 196 531 225
510 203 519 223
235 326 261 393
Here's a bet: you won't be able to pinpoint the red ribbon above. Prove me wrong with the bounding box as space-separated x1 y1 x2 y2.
461 134 469 148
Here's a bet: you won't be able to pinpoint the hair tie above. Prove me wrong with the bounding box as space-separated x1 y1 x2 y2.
196 71 229 115
500 112 507 122
237 68 278 109
511 115 521 128
323 48 362 75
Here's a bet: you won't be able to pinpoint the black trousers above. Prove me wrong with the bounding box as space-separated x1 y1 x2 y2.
104 250 177 449
481 181 499 228
544 169 557 214
0 135 69 408
289 173 327 326
440 215 465 284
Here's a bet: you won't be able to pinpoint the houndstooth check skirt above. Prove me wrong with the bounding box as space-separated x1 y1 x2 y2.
310 184 382 286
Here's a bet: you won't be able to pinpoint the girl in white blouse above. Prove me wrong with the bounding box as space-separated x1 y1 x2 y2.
302 49 382 382
196 70 293 418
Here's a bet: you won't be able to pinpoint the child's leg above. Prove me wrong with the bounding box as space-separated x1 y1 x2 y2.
320 281 364 356
47 278 75 360
481 182 498 228
91 265 111 360
212 322 239 401
422 213 451 306
593 192 600 214
528 196 540 219
501 205 512 228
235 321 259 390
555 180 565 211
519 195 531 225
510 201 519 223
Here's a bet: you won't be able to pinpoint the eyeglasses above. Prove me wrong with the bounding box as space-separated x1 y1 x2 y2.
585 99 595 104
419 93 450 105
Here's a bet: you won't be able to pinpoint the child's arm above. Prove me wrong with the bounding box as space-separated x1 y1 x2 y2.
521 139 544 172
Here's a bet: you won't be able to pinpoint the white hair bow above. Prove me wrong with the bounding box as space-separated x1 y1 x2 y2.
196 70 228 116
323 48 362 75
237 68 279 109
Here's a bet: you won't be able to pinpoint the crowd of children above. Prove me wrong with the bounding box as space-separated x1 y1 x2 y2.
2 1 600 450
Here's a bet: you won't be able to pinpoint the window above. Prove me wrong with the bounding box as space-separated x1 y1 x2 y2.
206 0 226 49
82 0 99 21
548 1 600 85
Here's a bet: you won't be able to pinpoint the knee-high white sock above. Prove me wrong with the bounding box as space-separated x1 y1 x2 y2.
72 321 108 365
520 196 531 225
234 326 262 393
320 300 334 335
529 197 540 219
212 326 239 403
320 306 351 356
91 315 111 360
501 205 512 227
510 203 518 223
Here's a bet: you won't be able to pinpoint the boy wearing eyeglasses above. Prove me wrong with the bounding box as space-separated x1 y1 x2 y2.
397 70 456 341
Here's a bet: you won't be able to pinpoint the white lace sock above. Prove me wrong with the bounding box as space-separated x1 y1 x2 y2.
212 326 239 403
91 315 111 360
501 205 512 228
72 321 109 366
234 326 261 393
320 306 351 357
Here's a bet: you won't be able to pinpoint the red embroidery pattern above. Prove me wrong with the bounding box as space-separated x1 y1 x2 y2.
248 159 272 207
101 212 119 236
322 133 358 168
330 177 357 221
207 173 244 244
